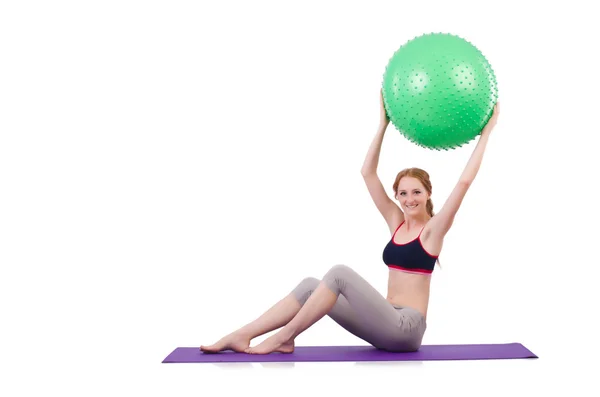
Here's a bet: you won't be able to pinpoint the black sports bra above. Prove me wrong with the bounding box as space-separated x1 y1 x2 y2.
382 221 438 274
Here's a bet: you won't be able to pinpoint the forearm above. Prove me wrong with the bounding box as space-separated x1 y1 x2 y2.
459 131 490 183
361 123 388 175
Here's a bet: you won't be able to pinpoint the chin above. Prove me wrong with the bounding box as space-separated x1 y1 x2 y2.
404 206 426 216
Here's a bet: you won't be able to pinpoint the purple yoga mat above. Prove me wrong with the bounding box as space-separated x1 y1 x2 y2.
162 343 537 363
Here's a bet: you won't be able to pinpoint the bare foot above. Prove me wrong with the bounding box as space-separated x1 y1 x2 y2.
245 331 292 354
275 339 294 354
200 331 251 353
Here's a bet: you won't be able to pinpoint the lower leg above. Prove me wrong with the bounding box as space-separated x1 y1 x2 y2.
246 280 339 354
201 278 320 353
238 293 302 338
200 293 301 352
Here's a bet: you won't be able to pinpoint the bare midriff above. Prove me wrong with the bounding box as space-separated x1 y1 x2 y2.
386 268 431 319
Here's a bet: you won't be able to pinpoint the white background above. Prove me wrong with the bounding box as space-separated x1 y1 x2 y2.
1 0 599 396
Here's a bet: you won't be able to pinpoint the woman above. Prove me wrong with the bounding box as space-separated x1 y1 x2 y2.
201 91 500 354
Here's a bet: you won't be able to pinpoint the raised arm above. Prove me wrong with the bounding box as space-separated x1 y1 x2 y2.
428 103 500 238
361 91 404 232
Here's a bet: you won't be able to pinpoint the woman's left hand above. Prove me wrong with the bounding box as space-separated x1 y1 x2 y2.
482 102 500 135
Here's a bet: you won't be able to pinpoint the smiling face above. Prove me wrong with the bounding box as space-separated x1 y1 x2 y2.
392 167 434 218
395 176 430 216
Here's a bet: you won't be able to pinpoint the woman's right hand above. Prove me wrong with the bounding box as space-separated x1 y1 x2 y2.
379 89 390 127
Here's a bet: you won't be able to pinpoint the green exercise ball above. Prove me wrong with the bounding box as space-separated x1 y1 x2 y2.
382 33 498 150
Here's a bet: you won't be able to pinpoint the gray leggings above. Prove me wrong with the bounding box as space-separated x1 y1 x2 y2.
292 264 427 352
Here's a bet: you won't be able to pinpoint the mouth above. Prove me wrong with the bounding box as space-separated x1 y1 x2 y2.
406 204 418 209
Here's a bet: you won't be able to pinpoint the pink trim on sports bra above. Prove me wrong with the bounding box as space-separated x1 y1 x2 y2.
392 221 438 258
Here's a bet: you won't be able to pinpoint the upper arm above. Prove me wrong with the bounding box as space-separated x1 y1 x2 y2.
362 173 404 231
428 180 471 238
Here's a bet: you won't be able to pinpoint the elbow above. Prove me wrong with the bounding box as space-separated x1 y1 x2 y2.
361 169 375 177
458 179 473 187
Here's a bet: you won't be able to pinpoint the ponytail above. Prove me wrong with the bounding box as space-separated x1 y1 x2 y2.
426 198 434 217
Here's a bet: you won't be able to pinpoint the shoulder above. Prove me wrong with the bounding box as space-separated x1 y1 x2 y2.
421 215 444 242
387 214 404 236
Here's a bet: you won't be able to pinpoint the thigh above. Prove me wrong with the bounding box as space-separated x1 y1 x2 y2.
324 265 404 345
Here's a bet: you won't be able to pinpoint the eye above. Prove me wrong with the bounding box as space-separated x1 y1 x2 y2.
399 192 406 196
415 191 421 194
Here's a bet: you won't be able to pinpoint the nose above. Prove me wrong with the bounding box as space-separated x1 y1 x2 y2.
405 195 419 205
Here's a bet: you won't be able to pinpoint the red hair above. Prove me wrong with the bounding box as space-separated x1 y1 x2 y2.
392 168 434 217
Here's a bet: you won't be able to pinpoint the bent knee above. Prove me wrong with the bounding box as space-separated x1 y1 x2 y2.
323 264 356 294
298 276 320 289
327 264 355 276
292 277 320 304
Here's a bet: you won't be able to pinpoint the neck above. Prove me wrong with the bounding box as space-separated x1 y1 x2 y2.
404 214 430 228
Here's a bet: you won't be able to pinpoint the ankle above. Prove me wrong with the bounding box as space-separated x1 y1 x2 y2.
279 325 297 342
